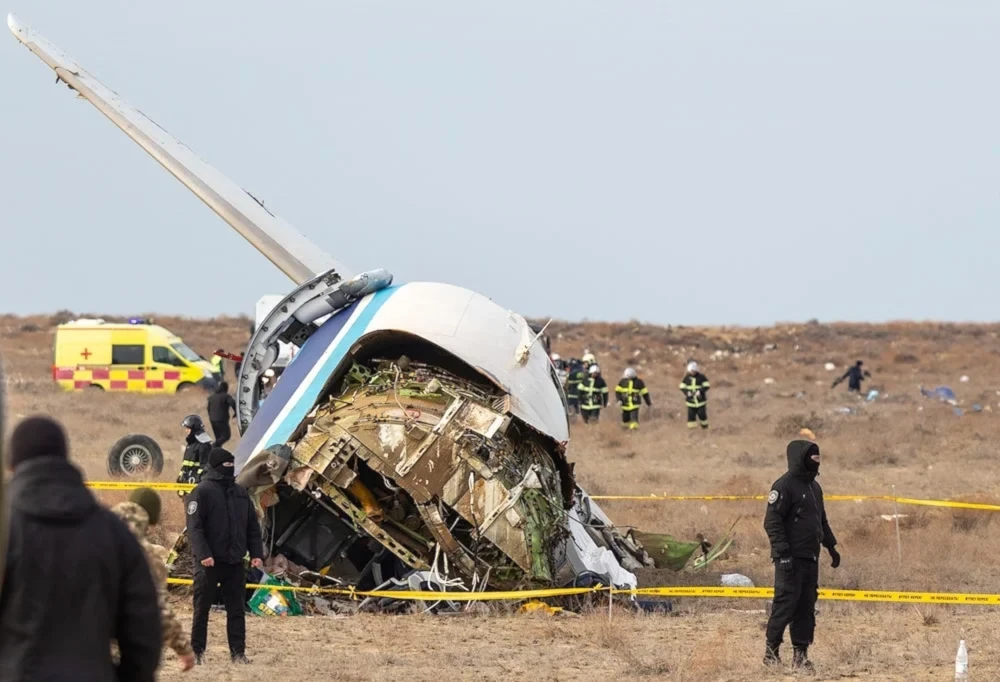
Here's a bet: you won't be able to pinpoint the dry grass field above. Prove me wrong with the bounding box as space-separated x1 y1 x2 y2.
4 312 1000 680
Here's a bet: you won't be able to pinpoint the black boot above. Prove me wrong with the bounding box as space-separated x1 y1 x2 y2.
194 652 204 665
793 647 813 671
763 642 781 666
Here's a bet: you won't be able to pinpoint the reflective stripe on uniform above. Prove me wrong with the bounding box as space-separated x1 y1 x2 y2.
680 376 708 408
578 379 608 409
616 379 648 411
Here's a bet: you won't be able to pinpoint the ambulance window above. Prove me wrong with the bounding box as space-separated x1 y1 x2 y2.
111 345 144 365
153 346 186 367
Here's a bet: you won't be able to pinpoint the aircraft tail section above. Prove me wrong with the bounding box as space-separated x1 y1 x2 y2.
7 13 351 285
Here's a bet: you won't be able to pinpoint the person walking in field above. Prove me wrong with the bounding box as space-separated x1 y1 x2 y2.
831 360 870 393
207 382 238 447
679 361 710 430
615 367 652 430
763 439 841 670
577 364 609 424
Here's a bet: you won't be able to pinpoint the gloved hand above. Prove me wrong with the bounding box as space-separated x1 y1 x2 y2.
828 547 841 568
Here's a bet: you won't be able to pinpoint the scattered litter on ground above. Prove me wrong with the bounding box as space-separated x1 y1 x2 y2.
881 514 908 522
866 389 880 401
764 377 776 385
248 572 304 617
518 600 568 616
824 362 836 371
721 573 754 588
833 407 856 415
920 385 958 406
960 375 970 383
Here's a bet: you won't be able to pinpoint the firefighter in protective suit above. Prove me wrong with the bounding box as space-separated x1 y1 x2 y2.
679 361 710 429
616 367 651 430
564 359 586 417
176 415 213 499
577 364 609 424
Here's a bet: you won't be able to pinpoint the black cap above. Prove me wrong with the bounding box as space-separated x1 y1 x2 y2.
10 415 67 469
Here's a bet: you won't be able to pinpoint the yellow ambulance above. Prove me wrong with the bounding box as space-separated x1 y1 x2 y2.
52 318 220 394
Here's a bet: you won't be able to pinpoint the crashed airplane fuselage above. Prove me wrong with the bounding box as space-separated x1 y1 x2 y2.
8 14 698 593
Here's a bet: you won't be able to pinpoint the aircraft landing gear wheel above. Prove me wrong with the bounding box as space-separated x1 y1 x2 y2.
107 434 164 477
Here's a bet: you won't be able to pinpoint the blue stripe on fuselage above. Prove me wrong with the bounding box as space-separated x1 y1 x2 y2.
233 285 399 471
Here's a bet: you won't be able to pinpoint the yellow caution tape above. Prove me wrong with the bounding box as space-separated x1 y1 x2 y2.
84 481 1000 512
166 577 604 601
164 576 1000 606
87 481 194 492
590 493 1000 512
625 586 1000 606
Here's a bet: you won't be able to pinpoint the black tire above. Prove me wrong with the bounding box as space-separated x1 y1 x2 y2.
175 382 195 394
107 434 164 477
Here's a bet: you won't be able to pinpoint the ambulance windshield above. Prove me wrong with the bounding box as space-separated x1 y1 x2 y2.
171 343 201 363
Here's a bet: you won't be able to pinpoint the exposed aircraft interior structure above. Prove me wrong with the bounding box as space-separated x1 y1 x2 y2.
9 14 730 598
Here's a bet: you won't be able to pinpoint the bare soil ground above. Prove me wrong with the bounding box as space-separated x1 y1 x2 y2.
4 312 1000 680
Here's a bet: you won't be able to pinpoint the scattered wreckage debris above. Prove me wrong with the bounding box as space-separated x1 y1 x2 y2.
167 354 732 614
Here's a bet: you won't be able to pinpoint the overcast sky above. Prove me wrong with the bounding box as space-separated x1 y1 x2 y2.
1 2 997 326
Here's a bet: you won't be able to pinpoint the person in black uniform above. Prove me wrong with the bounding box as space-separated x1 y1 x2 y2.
831 360 870 393
206 382 238 447
186 448 264 665
176 415 213 499
763 440 841 670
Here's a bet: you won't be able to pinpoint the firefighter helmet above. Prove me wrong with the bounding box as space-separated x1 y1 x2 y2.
623 367 637 379
181 414 204 431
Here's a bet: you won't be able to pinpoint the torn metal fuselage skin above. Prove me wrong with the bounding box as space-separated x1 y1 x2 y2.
230 282 646 592
8 15 668 595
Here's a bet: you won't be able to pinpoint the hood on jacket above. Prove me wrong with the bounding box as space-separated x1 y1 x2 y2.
9 456 96 523
216 381 229 394
786 439 820 479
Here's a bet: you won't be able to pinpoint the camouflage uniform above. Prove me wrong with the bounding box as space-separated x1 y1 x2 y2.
112 501 194 659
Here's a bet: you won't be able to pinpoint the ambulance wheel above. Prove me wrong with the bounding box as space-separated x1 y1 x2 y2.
107 434 164 477
176 382 195 394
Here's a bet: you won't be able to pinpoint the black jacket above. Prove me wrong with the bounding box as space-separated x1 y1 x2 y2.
207 390 237 422
181 432 213 473
679 371 710 407
0 457 161 682
763 440 838 560
186 465 264 565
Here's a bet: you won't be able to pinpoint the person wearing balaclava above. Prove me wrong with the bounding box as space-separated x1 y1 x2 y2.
185 447 264 666
762 440 841 670
0 415 161 681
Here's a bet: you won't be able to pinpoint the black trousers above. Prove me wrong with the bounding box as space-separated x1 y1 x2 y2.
621 409 639 424
211 420 231 447
191 561 247 656
686 405 708 428
581 408 601 423
566 397 580 415
765 558 819 649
